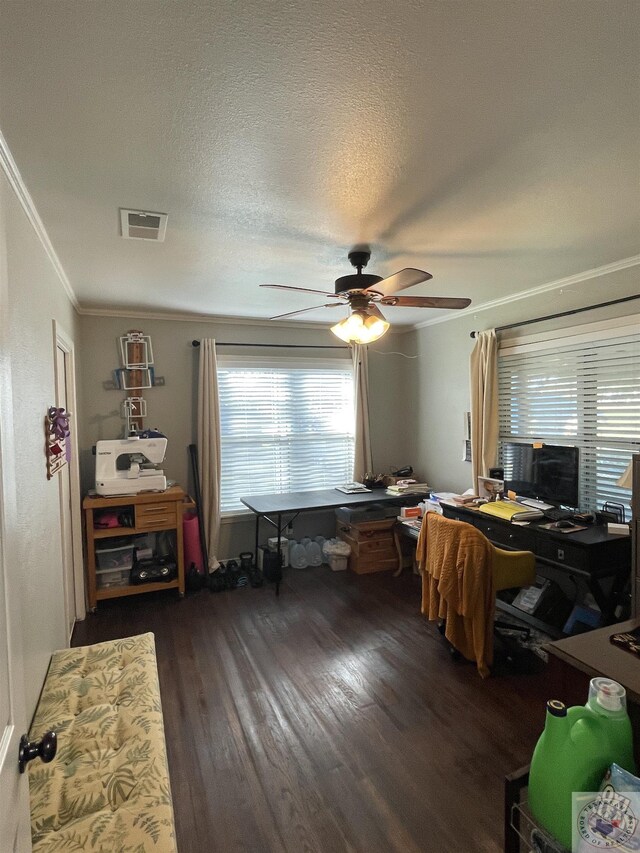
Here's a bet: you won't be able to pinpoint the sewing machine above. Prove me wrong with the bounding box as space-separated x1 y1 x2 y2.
95 435 168 496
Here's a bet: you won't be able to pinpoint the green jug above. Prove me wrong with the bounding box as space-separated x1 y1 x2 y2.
528 678 635 850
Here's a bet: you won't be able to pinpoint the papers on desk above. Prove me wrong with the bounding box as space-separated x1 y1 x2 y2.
335 482 371 494
385 481 430 496
398 517 422 531
478 500 544 522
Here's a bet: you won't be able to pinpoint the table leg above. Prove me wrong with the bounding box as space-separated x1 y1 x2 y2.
275 513 282 596
254 513 260 568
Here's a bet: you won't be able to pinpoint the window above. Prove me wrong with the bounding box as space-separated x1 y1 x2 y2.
498 321 640 519
218 357 355 513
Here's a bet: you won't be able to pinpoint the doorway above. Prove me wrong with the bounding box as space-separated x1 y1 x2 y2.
53 321 85 638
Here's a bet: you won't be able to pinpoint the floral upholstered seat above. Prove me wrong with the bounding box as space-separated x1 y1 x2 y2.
28 633 177 852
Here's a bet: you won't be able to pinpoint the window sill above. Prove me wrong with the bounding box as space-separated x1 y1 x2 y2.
220 510 254 524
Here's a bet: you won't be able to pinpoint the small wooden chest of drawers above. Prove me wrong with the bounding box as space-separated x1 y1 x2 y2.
336 516 398 574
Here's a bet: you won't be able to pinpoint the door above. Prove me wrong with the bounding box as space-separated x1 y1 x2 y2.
0 240 31 848
53 323 85 634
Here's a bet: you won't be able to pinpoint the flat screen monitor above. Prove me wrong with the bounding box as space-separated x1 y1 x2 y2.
501 443 579 508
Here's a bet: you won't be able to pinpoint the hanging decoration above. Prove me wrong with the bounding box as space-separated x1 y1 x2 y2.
45 406 71 479
101 330 165 436
120 331 152 433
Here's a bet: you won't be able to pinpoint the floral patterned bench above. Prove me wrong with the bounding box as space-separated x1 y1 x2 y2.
27 633 177 852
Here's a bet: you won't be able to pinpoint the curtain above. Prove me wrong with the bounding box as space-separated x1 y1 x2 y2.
469 329 498 490
352 343 373 480
197 339 221 572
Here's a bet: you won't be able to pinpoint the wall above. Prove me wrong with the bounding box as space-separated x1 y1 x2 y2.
1 166 79 716
402 263 640 495
78 314 407 557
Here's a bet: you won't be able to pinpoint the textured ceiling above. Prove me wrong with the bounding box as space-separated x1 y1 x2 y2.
1 1 638 327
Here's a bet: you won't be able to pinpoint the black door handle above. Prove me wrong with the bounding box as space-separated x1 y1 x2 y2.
18 730 57 773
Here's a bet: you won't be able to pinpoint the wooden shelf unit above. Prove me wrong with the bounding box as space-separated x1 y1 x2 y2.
83 486 186 611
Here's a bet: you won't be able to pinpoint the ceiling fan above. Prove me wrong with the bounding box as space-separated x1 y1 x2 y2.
260 247 471 343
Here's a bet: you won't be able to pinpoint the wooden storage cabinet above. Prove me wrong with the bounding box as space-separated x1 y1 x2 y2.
337 517 399 574
83 486 186 611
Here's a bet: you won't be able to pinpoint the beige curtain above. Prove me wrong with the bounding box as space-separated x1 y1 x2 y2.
469 329 499 490
197 339 221 572
352 343 373 480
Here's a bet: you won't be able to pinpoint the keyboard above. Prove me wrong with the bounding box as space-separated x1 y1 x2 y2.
543 507 574 522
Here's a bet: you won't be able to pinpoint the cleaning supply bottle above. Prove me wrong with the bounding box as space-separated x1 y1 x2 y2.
528 678 635 850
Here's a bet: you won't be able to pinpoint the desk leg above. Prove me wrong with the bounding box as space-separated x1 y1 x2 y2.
588 573 625 625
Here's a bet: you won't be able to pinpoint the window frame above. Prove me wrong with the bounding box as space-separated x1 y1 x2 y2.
217 354 355 517
497 314 640 518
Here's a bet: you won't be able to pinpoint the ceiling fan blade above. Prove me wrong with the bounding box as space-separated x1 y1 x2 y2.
269 303 342 320
261 284 343 298
365 267 433 297
380 295 472 309
365 303 388 321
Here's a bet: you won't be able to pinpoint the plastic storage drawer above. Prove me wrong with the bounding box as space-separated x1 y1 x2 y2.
95 543 134 570
96 567 130 588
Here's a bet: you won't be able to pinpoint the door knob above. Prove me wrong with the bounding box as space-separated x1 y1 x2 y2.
18 730 57 773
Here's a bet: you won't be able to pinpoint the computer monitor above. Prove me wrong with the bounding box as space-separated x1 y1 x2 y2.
501 443 580 508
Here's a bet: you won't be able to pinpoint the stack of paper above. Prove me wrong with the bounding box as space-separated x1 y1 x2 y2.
385 481 430 496
478 500 544 522
335 482 371 494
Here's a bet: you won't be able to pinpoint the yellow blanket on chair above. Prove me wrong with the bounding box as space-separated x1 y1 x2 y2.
416 512 495 678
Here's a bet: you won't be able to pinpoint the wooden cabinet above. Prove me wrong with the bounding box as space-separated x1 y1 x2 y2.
83 486 186 611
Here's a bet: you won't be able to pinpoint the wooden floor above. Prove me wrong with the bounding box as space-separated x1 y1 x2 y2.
73 566 550 853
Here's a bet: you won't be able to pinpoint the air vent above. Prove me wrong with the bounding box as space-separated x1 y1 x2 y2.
120 209 168 241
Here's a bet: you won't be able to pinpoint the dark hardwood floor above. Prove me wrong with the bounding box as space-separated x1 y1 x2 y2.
73 567 550 852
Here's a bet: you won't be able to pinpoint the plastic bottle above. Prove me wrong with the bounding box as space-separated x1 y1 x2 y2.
305 540 322 567
289 542 308 569
528 678 635 850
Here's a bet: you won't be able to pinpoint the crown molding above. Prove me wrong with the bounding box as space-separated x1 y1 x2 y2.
77 304 410 333
77 305 333 330
0 129 78 309
412 254 640 332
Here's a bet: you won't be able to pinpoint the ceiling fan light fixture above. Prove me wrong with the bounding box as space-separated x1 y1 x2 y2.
330 308 390 344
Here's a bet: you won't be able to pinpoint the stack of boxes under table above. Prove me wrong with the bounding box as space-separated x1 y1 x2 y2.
336 504 410 574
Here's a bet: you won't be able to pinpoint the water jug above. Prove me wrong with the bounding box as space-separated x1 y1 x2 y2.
528 678 635 850
289 542 308 569
305 540 322 567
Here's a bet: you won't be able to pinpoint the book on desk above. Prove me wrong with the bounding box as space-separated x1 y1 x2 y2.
478 499 544 522
335 482 371 494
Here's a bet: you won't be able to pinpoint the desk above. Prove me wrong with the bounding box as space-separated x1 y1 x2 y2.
241 488 428 587
441 503 630 630
547 617 640 705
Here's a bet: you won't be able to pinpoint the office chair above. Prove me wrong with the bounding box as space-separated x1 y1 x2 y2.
417 512 536 677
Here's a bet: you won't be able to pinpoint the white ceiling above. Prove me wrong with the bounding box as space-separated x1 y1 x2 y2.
1 1 638 328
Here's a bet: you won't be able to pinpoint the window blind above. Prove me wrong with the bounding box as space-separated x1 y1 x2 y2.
498 330 640 518
218 360 355 512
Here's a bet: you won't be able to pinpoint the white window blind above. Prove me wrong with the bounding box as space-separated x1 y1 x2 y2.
218 358 355 513
498 329 640 519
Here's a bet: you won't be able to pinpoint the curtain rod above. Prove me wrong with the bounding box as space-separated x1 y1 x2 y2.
470 293 640 338
191 340 348 349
